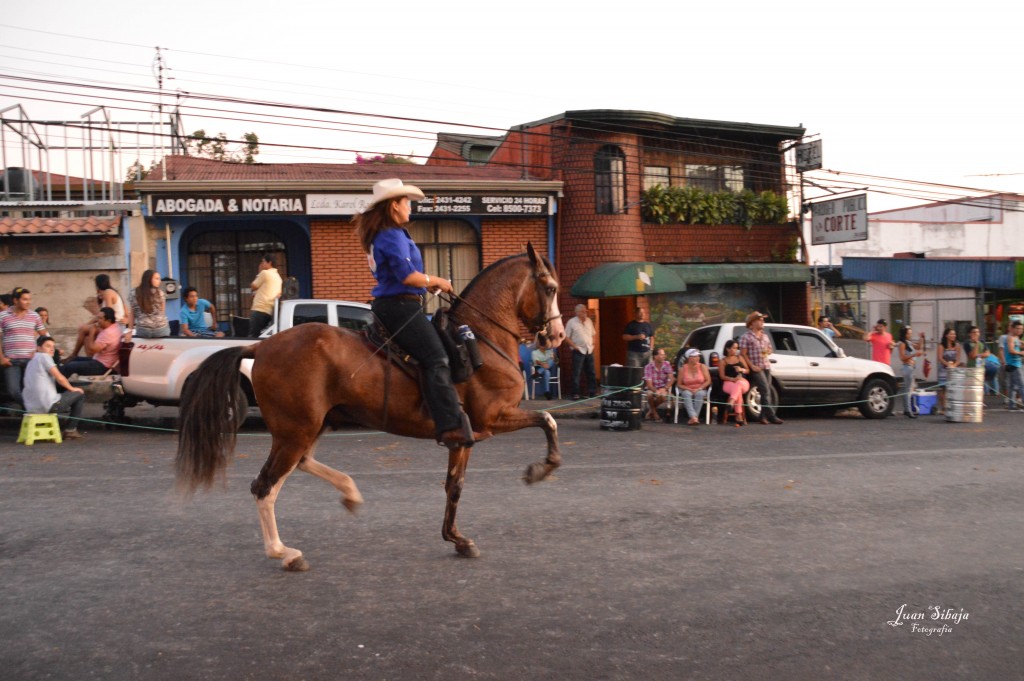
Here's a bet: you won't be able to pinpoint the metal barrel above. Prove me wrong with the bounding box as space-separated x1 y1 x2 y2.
602 393 643 409
599 408 644 431
600 365 644 431
945 367 985 423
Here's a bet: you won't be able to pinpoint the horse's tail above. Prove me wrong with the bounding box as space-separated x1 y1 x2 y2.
175 345 253 493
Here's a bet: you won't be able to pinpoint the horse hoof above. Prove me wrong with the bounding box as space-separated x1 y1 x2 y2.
523 462 547 485
284 556 310 572
342 497 362 514
456 542 480 558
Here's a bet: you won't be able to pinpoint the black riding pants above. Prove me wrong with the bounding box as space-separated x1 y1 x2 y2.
372 296 463 436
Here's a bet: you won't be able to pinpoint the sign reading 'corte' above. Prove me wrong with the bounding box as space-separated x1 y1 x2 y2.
810 193 868 245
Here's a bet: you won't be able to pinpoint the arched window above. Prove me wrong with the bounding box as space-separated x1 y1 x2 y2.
187 230 286 322
595 145 626 214
406 219 480 314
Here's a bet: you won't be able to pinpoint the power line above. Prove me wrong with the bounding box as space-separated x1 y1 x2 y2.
0 22 523 97
3 75 1020 214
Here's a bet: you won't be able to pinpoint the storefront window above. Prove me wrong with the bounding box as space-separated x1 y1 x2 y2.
406 219 479 314
187 231 286 322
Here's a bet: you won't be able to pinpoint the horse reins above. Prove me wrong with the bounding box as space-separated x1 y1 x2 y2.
439 289 560 374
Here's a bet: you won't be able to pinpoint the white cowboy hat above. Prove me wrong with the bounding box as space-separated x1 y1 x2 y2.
368 178 425 208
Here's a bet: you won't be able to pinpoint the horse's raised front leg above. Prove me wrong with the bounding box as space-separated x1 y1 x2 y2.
489 407 561 484
298 455 364 513
442 445 479 558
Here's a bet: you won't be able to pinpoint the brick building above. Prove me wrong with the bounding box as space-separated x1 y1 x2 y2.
428 110 812 366
133 157 561 327
1 166 140 343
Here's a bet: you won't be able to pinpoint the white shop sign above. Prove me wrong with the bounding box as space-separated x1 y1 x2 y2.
810 193 867 245
306 194 374 215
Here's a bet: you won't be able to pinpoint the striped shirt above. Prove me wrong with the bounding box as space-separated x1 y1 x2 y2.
0 310 46 359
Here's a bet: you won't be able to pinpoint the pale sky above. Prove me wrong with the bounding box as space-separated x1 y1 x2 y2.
2 0 1022 213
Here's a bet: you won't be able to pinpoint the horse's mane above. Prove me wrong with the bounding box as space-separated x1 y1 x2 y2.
451 253 520 314
453 250 554 310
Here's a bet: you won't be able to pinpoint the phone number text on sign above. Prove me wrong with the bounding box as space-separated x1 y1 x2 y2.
413 195 549 216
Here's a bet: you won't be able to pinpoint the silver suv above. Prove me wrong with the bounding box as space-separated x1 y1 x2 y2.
680 323 897 419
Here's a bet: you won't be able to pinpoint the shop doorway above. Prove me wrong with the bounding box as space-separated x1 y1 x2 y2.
599 297 632 367
186 230 287 324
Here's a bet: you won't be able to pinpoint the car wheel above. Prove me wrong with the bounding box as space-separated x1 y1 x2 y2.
745 382 779 421
858 378 894 419
745 385 762 421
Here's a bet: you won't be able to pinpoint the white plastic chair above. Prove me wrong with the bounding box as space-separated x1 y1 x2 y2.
529 355 562 399
672 385 711 424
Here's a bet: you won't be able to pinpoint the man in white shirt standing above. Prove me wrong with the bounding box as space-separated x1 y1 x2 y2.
564 304 597 400
23 335 85 438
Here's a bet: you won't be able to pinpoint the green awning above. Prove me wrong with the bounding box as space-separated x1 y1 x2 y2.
571 262 688 298
666 263 809 284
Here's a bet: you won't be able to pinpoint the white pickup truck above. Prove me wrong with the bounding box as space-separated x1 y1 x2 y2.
108 298 372 414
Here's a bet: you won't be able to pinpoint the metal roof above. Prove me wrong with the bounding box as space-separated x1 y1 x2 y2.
512 110 805 140
843 257 1024 289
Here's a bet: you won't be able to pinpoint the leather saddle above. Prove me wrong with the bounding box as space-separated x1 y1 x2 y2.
361 321 420 380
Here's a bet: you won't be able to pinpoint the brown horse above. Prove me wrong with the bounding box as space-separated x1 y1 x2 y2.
176 244 566 571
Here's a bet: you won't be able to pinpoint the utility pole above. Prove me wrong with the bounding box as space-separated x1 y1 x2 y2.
153 47 166 180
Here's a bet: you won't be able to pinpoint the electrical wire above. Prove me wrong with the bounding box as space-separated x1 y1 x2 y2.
2 73 1021 215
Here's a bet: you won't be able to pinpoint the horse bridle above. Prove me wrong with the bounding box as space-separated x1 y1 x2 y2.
444 268 559 341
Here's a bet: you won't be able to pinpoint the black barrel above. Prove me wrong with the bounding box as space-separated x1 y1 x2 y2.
600 365 644 431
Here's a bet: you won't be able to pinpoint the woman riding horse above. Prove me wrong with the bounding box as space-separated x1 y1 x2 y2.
353 178 483 449
176 230 566 570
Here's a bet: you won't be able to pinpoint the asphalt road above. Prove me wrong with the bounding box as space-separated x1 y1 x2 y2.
2 404 1022 680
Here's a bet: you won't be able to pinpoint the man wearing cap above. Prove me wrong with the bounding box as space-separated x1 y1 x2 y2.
739 311 783 425
353 178 486 448
864 319 896 365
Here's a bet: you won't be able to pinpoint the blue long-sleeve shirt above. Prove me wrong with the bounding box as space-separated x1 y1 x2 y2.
369 227 426 298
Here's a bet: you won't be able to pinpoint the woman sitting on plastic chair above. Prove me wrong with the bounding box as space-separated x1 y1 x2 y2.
531 332 555 400
676 348 712 425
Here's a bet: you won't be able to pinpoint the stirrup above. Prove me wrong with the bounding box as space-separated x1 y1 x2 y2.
437 413 490 449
